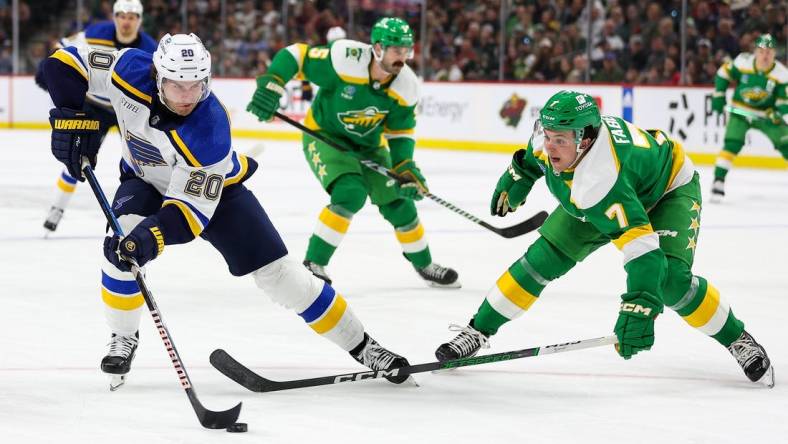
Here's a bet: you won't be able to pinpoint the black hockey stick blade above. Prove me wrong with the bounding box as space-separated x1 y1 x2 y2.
210 336 616 393
188 389 242 429
482 210 548 238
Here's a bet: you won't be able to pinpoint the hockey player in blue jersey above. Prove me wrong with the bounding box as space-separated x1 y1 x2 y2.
40 33 411 390
38 0 157 233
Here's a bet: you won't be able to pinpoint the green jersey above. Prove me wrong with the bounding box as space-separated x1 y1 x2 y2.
268 39 419 161
715 53 788 119
515 116 695 297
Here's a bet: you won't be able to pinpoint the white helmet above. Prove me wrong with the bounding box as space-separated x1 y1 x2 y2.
113 0 143 17
326 26 347 43
153 33 212 109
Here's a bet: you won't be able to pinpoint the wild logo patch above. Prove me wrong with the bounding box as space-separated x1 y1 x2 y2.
345 47 363 61
499 93 527 128
337 106 388 136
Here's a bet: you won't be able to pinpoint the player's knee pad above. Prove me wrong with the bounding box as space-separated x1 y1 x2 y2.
252 255 324 311
524 236 577 281
662 257 693 308
378 198 417 227
329 174 368 214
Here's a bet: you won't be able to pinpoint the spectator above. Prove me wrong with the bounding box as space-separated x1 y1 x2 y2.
593 52 625 83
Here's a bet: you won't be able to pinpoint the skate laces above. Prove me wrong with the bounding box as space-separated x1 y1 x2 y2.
357 338 400 371
107 334 138 358
420 263 449 279
728 333 762 368
447 323 489 356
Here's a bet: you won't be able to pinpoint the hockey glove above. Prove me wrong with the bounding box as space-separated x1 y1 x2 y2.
247 73 285 122
491 149 530 217
49 107 101 181
711 92 726 114
103 219 165 272
392 159 427 200
614 291 663 360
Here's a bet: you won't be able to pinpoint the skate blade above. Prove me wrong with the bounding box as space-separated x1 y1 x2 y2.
426 281 462 289
708 194 723 204
403 375 419 387
758 365 775 389
109 374 127 391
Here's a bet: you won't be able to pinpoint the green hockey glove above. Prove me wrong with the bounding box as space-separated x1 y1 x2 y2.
392 159 427 200
490 149 530 217
711 92 726 114
247 74 285 122
614 291 663 360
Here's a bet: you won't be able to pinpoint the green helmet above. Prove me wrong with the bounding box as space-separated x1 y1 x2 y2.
371 17 414 48
755 33 776 49
539 90 601 144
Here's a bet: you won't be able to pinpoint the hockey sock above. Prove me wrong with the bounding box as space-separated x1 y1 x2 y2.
665 274 744 347
306 175 367 265
379 199 431 268
53 169 78 209
473 237 575 336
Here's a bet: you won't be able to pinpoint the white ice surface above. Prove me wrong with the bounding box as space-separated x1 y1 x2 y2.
1 129 786 443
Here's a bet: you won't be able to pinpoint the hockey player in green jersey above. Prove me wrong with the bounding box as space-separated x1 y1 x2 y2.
435 90 775 388
247 17 460 288
711 33 788 202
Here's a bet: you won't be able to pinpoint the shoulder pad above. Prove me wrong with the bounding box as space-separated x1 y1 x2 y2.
111 49 155 105
84 21 117 48
733 53 754 72
138 31 158 53
330 40 372 84
388 65 419 107
166 94 232 167
49 46 89 80
768 61 788 83
571 125 620 209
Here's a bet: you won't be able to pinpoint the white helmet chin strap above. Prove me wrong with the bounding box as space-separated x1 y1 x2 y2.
372 44 384 62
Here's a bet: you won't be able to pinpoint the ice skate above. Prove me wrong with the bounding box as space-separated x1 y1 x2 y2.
43 206 64 233
415 262 461 288
101 331 139 391
303 260 332 284
709 179 725 203
728 330 774 388
351 333 413 384
435 323 489 361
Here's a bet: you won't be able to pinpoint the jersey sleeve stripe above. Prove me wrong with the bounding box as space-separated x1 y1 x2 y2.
167 130 202 167
86 37 115 47
49 49 88 81
110 71 152 104
612 223 655 250
224 153 249 186
387 88 408 106
337 73 368 84
162 197 210 236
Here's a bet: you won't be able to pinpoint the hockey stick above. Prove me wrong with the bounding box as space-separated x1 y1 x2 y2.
274 111 548 238
210 335 618 393
82 163 242 429
724 105 772 122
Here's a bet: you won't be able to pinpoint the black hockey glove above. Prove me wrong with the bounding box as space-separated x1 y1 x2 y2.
103 219 165 272
49 107 101 181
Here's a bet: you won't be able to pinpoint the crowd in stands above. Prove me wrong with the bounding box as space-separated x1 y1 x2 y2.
1 0 785 86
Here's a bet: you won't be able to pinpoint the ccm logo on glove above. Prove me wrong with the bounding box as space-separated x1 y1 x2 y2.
620 302 654 316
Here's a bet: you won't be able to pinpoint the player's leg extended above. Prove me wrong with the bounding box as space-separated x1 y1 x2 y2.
44 105 117 232
304 174 368 283
202 184 411 383
754 118 788 161
100 175 163 389
711 114 749 201
435 207 608 360
302 134 369 283
652 174 773 386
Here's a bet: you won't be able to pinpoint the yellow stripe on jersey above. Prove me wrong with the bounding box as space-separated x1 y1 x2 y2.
318 207 351 234
337 73 368 85
49 50 88 80
304 108 322 131
387 88 408 107
310 296 348 334
224 154 249 187
86 38 115 47
111 71 152 104
667 139 687 190
101 288 145 311
497 271 538 310
162 199 204 236
168 130 202 167
612 224 654 250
